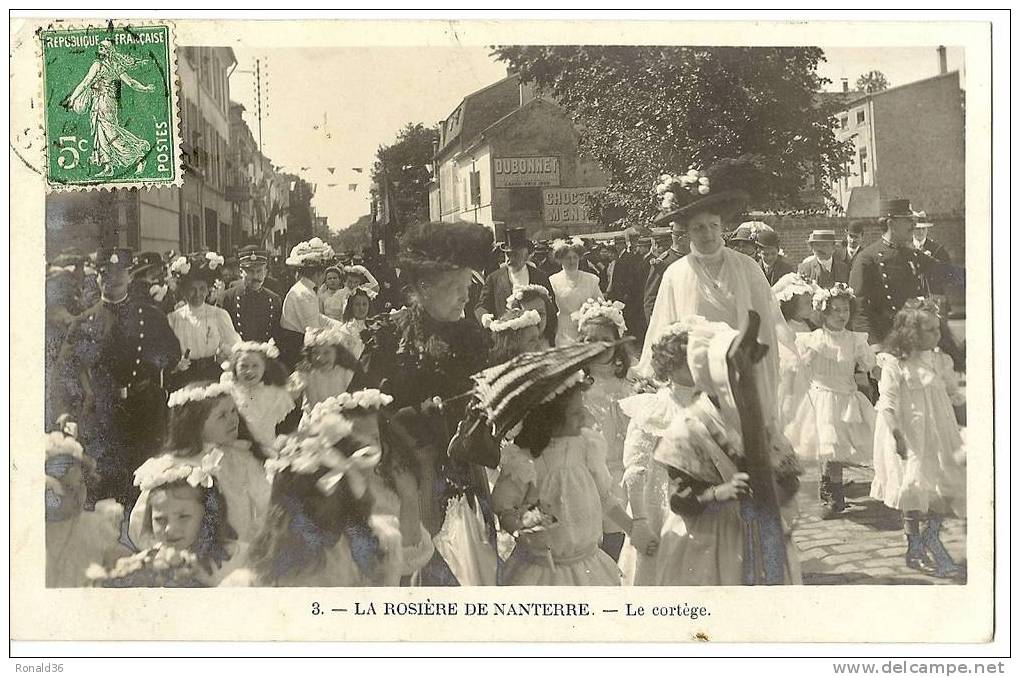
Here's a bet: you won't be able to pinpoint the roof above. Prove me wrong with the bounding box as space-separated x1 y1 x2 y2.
826 71 961 112
845 186 881 218
437 74 522 159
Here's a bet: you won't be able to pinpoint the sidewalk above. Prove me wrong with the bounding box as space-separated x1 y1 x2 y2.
793 462 966 585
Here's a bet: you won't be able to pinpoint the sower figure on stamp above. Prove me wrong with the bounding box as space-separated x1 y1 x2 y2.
62 40 155 178
54 248 181 507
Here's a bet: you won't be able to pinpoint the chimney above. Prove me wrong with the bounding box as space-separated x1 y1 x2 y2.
841 78 849 93
937 46 948 75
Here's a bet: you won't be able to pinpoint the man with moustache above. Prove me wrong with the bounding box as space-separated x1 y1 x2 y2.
219 245 282 344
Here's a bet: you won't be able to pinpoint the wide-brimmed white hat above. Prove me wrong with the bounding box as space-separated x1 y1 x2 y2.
286 238 335 267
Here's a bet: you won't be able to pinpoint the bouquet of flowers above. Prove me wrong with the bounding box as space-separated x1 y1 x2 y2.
85 544 206 588
514 503 558 537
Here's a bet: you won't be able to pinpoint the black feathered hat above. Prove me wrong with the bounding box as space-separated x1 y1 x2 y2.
652 155 769 226
398 222 494 282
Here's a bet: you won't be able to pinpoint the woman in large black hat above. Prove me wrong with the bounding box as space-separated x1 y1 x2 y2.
166 252 241 390
354 221 496 586
638 157 784 426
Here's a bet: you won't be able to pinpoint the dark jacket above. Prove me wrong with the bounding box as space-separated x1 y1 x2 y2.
643 247 686 322
608 249 652 339
218 282 283 344
475 263 557 343
761 256 796 287
797 255 850 288
849 238 937 345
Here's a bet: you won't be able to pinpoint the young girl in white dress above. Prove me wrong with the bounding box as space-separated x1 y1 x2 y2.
870 299 965 578
306 390 434 581
45 432 129 587
506 284 556 349
128 458 244 586
221 340 296 449
548 238 603 346
617 322 696 585
288 325 361 420
320 265 380 322
492 372 639 586
573 298 632 561
337 288 374 361
772 273 818 428
787 283 877 518
129 381 270 547
222 412 404 587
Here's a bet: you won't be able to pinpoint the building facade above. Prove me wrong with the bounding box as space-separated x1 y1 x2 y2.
429 74 606 240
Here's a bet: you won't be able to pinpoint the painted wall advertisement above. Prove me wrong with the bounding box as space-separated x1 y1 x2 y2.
543 186 602 224
492 156 560 188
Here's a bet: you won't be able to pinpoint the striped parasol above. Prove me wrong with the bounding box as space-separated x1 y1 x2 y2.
469 339 628 441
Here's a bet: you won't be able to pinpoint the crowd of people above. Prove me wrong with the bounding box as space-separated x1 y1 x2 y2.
43 158 967 588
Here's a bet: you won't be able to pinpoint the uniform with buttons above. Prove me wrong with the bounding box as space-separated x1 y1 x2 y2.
219 281 282 344
54 296 181 506
849 237 936 345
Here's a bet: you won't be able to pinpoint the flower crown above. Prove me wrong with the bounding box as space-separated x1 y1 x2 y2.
572 297 627 335
481 309 542 334
133 449 223 493
653 168 711 211
303 325 349 348
231 339 280 360
305 389 394 424
551 237 584 255
167 381 235 409
902 296 942 318
45 431 86 462
267 413 381 497
773 273 820 303
540 370 591 404
812 282 855 312
506 284 551 311
86 544 200 585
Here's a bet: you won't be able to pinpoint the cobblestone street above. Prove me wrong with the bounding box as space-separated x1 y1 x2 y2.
793 461 967 585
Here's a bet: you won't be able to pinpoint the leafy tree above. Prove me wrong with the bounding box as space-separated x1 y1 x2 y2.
856 70 890 93
371 123 438 230
491 46 852 223
331 214 373 253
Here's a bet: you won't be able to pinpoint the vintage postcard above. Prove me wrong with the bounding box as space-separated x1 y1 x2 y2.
9 15 998 645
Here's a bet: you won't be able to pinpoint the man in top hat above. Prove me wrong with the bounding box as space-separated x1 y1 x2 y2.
643 220 689 323
849 199 939 346
836 220 867 268
53 247 181 507
753 225 795 286
607 226 654 342
219 245 283 345
798 229 850 287
475 226 557 343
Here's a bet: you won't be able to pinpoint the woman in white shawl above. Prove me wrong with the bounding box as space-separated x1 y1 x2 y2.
639 158 783 424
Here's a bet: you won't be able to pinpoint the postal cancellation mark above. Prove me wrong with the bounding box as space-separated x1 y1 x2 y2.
39 22 181 191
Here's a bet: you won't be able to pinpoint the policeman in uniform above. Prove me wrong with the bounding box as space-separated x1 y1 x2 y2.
54 248 181 506
218 245 282 344
849 199 937 346
128 251 176 313
643 220 689 322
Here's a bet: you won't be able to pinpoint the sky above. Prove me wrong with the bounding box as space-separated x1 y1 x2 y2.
229 45 965 231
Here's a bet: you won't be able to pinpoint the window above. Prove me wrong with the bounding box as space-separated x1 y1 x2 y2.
469 170 481 206
858 147 869 183
839 116 848 130
856 110 866 125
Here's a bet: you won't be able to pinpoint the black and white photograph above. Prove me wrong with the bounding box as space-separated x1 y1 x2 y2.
9 13 1003 653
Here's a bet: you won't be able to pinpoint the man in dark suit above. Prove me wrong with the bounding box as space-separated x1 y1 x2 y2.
53 248 182 506
607 227 653 342
911 217 951 265
798 229 850 288
219 246 283 344
836 220 867 269
475 227 557 344
753 226 795 286
643 220 689 322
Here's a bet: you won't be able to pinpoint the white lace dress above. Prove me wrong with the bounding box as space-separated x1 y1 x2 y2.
870 351 966 516
617 385 693 585
231 383 296 448
786 328 876 463
492 431 623 586
549 270 603 346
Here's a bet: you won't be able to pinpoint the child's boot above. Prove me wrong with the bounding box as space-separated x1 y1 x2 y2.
904 517 936 573
922 516 961 578
820 473 845 520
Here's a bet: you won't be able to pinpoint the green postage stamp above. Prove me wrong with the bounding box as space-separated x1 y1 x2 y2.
40 22 181 190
